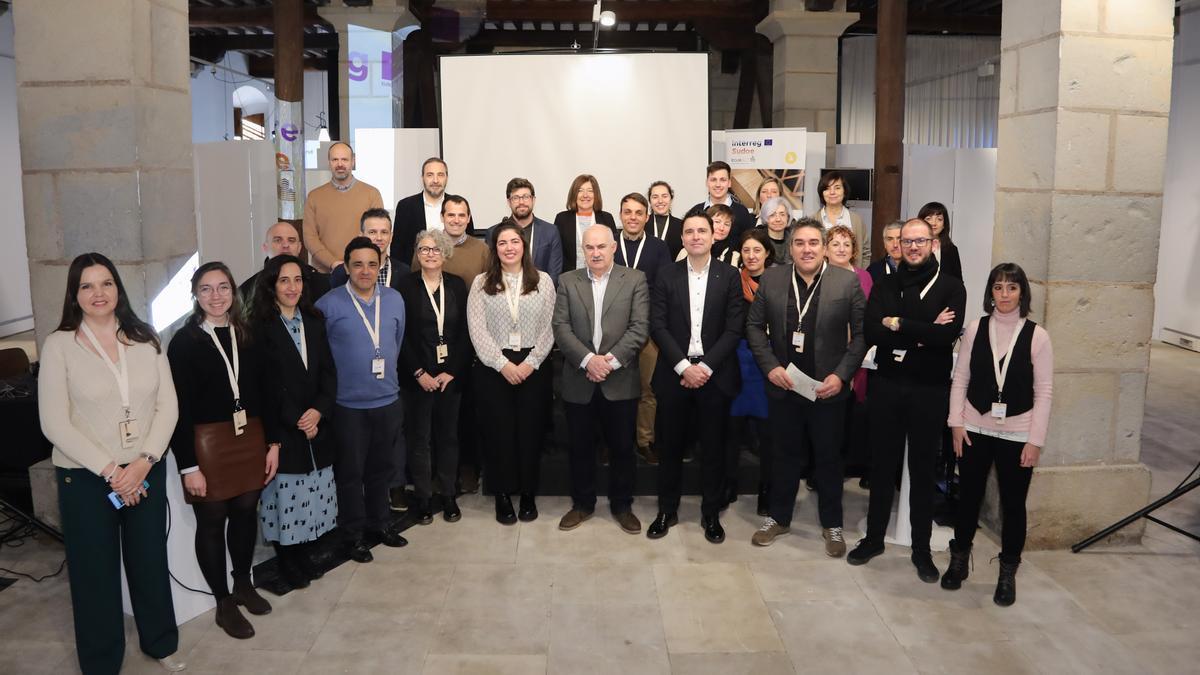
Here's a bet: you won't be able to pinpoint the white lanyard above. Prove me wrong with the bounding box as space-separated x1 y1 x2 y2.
901 265 940 300
424 274 446 341
791 261 827 330
989 317 1026 400
281 313 308 370
624 235 646 270
79 322 131 416
527 222 535 254
884 261 892 275
202 319 241 405
653 215 670 240
504 273 522 327
345 284 382 357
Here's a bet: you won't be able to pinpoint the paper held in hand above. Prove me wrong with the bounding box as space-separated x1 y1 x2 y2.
785 363 822 401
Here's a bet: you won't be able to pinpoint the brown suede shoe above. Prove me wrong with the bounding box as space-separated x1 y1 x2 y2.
215 596 255 640
558 508 594 531
614 511 642 535
232 577 272 616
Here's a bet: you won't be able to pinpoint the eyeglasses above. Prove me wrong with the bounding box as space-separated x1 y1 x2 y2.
901 238 932 247
417 246 442 256
509 194 534 202
197 284 233 296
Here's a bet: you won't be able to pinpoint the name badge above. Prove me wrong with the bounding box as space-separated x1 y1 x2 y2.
792 331 805 353
372 357 386 379
508 331 522 350
991 402 1007 425
119 418 140 449
436 343 449 364
892 349 907 363
232 408 248 436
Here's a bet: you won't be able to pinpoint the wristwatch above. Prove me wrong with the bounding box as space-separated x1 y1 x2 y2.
141 453 158 465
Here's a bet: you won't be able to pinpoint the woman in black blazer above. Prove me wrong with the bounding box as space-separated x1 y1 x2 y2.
554 173 617 274
918 201 963 281
399 230 473 523
247 255 339 590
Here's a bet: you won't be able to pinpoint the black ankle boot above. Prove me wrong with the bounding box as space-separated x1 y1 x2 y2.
273 543 309 590
232 575 272 615
215 596 254 639
495 494 517 525
940 539 971 590
994 557 1020 606
297 541 324 580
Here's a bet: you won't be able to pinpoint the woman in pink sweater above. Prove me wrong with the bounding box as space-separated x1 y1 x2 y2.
941 262 1053 607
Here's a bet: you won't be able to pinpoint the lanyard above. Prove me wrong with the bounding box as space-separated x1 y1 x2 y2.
989 317 1026 401
424 274 446 341
281 313 308 369
900 264 940 300
791 261 827 330
653 215 670 240
79 322 131 416
624 235 646 270
528 222 535 254
345 284 382 357
202 319 241 406
504 272 522 327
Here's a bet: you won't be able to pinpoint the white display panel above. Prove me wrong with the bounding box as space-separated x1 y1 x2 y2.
440 53 710 229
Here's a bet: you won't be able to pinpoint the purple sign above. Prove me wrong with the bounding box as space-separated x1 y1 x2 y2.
280 124 299 142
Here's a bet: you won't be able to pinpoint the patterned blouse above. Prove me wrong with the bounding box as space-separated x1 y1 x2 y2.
466 270 556 372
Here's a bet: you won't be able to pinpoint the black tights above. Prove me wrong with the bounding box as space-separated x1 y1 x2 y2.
192 490 261 599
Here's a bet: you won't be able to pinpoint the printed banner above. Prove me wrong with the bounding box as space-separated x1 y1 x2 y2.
275 99 305 221
723 128 808 217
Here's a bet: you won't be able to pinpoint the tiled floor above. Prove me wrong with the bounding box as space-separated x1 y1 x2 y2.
2 344 1199 674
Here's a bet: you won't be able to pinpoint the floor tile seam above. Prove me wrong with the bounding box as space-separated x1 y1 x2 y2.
845 566 921 672
648 561 678 673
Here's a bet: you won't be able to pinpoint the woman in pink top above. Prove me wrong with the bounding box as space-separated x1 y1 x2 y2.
942 263 1054 607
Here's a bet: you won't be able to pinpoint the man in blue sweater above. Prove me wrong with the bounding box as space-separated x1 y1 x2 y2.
315 237 408 562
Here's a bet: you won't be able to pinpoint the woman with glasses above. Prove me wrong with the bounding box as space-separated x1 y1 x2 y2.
399 230 473 523
168 262 280 640
554 173 617 274
39 253 186 673
466 221 556 524
246 254 338 591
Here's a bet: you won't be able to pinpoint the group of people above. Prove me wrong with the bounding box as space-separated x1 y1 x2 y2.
38 143 1053 675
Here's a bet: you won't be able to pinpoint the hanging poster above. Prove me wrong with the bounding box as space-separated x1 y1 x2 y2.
723 127 808 218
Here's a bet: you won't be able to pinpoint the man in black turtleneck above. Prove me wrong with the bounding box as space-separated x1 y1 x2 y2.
848 218 966 583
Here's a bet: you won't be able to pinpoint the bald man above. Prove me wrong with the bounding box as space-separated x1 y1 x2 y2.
240 221 331 302
303 142 385 272
552 225 650 535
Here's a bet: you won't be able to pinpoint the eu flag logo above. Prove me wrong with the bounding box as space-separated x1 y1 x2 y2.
764 139 773 146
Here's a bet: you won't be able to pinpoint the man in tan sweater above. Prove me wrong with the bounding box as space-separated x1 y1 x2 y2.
303 141 385 272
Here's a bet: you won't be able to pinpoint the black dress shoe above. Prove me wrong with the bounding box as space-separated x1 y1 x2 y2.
912 551 940 583
496 494 517 525
847 538 885 566
416 499 434 525
443 497 462 523
646 512 678 539
518 494 538 522
344 539 373 564
701 516 725 544
365 529 408 548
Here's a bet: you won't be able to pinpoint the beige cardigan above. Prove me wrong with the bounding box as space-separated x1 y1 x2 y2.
38 330 178 475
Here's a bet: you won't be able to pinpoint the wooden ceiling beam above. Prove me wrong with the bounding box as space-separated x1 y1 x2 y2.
190 31 337 55
484 0 767 24
466 27 697 51
246 54 330 79
189 5 327 29
849 9 1001 36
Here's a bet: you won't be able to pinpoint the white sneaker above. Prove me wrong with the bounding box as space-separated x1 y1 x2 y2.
158 654 187 672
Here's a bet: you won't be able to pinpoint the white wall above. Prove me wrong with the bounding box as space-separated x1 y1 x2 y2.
0 10 33 338
1153 5 1200 342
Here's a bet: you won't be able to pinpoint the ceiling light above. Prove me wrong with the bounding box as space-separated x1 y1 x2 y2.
600 11 616 27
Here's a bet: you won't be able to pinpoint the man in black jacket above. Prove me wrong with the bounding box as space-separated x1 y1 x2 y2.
392 157 452 266
240 221 331 303
866 220 904 283
848 218 966 583
689 161 754 243
646 209 744 544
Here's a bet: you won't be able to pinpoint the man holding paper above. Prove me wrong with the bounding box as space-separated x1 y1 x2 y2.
746 218 866 554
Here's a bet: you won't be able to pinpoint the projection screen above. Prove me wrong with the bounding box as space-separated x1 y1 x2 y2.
439 53 710 230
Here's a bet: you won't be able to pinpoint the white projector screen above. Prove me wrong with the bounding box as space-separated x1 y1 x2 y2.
440 53 710 230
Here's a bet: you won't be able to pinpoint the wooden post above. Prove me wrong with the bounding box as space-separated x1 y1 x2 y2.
274 0 305 243
871 0 906 260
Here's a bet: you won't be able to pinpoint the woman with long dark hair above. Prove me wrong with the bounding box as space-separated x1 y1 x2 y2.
942 263 1053 606
168 262 280 639
466 221 556 524
246 255 338 590
917 201 963 280
39 253 186 674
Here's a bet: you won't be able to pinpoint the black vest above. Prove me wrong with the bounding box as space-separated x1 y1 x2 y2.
966 316 1036 417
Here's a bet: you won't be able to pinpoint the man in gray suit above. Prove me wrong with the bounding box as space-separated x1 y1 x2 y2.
553 225 651 534
746 218 866 555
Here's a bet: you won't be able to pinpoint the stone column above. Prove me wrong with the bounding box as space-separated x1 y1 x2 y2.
990 0 1174 547
757 0 859 161
14 0 196 343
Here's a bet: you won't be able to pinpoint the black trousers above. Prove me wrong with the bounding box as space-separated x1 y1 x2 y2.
564 389 637 514
656 382 729 517
404 387 462 499
865 375 949 552
58 462 178 675
954 430 1033 562
335 399 402 538
768 393 845 528
474 351 550 496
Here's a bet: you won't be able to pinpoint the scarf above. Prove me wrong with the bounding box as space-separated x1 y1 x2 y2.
740 268 760 304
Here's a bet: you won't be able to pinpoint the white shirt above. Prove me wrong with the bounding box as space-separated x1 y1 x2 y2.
674 255 714 376
819 206 851 230
423 194 444 231
581 263 621 370
704 194 733 208
574 213 596 269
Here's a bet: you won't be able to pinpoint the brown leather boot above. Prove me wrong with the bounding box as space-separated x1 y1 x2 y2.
232 575 272 616
215 596 255 639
